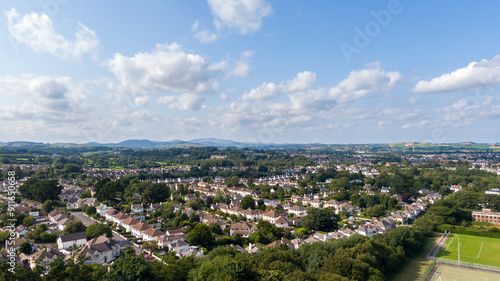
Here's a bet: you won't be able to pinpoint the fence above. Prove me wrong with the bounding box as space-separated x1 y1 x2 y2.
426 232 449 260
419 260 436 281
435 258 500 273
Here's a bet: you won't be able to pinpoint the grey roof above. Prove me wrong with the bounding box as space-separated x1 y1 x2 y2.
58 232 87 242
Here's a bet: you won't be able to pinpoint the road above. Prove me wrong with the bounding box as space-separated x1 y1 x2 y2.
70 211 143 256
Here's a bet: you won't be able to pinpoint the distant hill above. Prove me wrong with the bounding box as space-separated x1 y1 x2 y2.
117 139 160 147
0 140 499 153
189 138 242 147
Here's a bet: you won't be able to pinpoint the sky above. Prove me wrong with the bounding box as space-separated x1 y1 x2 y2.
0 0 499 144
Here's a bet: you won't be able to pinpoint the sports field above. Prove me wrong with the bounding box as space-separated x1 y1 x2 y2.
428 264 500 281
437 234 500 267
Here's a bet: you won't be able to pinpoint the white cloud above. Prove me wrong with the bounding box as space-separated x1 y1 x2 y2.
194 29 219 42
242 50 255 58
0 74 93 123
242 71 316 101
191 20 200 31
134 96 150 107
413 54 500 93
242 81 278 100
206 0 273 34
330 67 401 102
108 42 221 95
281 71 317 93
228 61 252 78
5 8 99 60
157 94 205 110
227 50 255 78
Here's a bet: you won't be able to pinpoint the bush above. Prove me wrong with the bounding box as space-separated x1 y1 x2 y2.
438 224 500 238
39 232 57 243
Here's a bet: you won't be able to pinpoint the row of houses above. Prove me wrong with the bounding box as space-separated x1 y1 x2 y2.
101 208 200 257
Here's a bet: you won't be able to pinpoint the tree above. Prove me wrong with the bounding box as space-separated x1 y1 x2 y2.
42 200 55 213
414 217 435 236
19 179 62 203
63 221 87 234
186 224 213 248
79 190 92 199
365 204 386 218
143 240 158 251
23 215 36 227
302 208 339 232
85 206 97 216
209 223 223 236
142 183 170 204
18 241 32 255
96 180 123 203
86 223 112 239
104 254 158 281
189 212 200 223
241 196 256 210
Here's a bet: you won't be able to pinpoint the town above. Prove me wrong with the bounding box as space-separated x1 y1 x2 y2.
0 143 499 280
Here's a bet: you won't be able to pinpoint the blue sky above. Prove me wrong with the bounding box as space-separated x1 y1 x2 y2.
0 0 499 144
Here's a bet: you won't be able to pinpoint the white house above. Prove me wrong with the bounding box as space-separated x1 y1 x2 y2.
142 228 166 242
130 222 152 238
131 204 144 213
57 232 87 250
78 236 120 264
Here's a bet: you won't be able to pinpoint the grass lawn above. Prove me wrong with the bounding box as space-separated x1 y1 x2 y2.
429 264 500 281
391 236 438 281
437 234 500 267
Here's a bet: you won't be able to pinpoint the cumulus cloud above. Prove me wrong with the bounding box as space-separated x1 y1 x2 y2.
329 67 401 102
227 50 255 78
413 54 500 93
157 94 205 110
214 65 404 139
5 8 99 60
242 71 316 100
281 71 317 93
134 96 150 107
220 92 231 100
194 29 219 42
0 74 93 122
242 81 279 100
207 0 273 34
242 66 399 105
107 42 221 96
228 61 252 78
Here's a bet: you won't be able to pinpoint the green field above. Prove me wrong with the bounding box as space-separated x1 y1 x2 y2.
437 234 500 267
429 264 500 281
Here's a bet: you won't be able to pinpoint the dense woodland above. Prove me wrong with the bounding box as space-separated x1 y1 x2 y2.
0 226 427 281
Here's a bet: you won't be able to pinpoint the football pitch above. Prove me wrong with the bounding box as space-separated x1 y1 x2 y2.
437 234 500 267
429 264 500 281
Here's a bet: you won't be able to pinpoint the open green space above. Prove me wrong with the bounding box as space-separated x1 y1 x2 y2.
429 264 500 281
437 234 500 267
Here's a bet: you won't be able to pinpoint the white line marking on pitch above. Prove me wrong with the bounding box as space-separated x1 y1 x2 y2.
445 235 455 251
477 241 484 259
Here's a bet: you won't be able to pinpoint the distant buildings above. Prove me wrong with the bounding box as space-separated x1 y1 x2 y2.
485 189 500 195
472 209 500 225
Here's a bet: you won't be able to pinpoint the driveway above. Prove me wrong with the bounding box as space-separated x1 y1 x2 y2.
70 211 95 227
